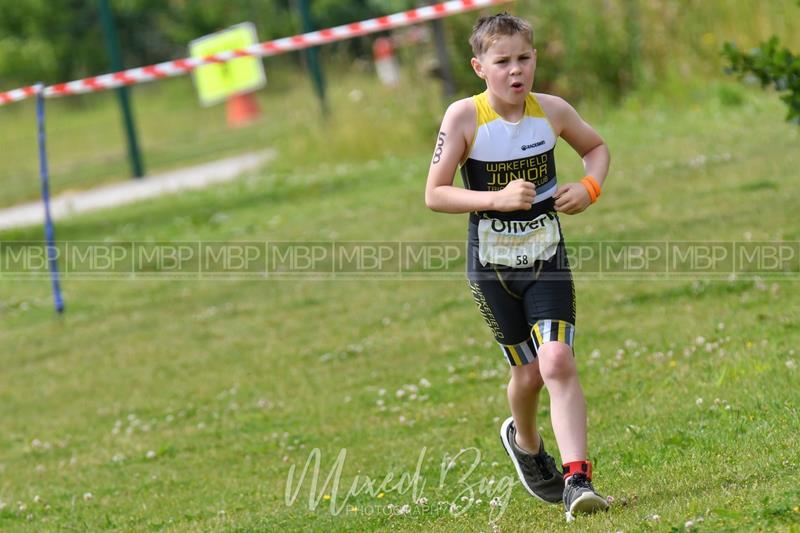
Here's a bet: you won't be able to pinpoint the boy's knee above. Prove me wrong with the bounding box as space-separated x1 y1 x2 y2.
537 343 576 382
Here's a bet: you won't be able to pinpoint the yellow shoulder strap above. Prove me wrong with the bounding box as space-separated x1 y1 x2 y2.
525 93 548 118
474 91 499 126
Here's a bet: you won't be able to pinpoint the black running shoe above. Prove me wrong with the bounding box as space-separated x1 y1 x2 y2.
563 473 609 522
499 417 564 504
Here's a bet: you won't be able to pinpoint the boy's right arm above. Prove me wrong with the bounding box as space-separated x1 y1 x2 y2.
424 100 535 214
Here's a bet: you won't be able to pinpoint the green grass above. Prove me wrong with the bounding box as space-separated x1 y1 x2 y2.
2 76 800 532
0 67 441 208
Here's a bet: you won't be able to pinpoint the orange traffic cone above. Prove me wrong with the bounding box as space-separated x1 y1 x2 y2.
373 37 400 87
226 92 261 127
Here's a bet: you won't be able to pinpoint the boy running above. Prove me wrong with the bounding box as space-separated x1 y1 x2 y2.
424 13 610 521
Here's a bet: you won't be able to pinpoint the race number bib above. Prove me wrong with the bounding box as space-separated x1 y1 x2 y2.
477 212 561 268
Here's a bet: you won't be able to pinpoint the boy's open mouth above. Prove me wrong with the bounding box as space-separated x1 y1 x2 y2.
511 82 523 88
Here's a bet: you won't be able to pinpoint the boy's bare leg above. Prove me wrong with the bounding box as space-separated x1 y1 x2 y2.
536 342 587 462
507 361 545 453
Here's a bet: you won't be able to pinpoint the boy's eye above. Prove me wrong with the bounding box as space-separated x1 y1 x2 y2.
495 59 508 64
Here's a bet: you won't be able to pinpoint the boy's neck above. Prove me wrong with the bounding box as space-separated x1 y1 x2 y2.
486 91 526 122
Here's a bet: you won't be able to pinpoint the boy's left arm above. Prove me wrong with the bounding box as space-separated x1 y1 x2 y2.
549 98 610 215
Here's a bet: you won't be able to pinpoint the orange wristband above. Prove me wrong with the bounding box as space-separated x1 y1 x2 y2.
581 176 601 203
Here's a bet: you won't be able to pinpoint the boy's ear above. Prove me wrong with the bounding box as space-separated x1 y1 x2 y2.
470 57 485 79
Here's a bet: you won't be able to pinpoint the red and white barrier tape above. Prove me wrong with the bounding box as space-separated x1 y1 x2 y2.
0 0 511 106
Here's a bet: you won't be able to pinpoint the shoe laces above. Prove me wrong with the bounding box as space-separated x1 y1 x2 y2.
517 453 545 481
516 448 556 481
535 453 557 480
567 473 593 490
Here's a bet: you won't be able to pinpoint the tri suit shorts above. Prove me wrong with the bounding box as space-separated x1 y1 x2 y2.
466 212 576 366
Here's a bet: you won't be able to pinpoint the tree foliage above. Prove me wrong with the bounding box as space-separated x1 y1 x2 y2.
724 37 800 124
723 0 800 124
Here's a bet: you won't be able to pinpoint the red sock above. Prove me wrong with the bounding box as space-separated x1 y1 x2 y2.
562 460 592 480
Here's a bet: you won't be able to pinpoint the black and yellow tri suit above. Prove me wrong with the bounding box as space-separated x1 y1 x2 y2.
461 91 575 366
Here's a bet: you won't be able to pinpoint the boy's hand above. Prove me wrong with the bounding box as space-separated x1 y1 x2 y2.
553 182 591 214
493 180 536 212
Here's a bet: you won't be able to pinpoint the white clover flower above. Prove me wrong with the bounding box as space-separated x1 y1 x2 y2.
419 378 431 388
83 492 93 501
397 504 411 515
647 513 660 521
489 497 502 508
416 497 428 505
145 450 156 459
696 398 704 406
348 89 363 103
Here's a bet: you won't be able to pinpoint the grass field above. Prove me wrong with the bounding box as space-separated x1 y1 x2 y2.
2 73 800 532
0 69 440 209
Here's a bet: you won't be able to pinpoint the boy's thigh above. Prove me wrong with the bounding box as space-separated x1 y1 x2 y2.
522 272 577 353
468 278 531 345
522 272 576 327
469 277 540 366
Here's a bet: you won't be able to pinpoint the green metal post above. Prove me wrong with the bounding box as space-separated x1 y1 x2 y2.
98 0 145 178
298 0 328 116
421 1 456 101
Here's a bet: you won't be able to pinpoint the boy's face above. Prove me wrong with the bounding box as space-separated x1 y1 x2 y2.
471 33 536 106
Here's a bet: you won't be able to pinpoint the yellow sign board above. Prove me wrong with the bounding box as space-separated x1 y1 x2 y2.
189 22 266 106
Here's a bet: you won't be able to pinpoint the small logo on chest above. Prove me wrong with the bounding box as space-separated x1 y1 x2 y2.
521 140 546 151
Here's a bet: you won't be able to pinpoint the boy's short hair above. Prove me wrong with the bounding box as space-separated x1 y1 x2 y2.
469 12 533 57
